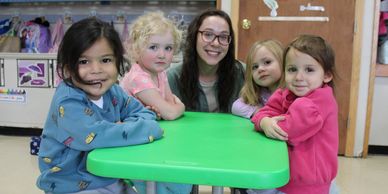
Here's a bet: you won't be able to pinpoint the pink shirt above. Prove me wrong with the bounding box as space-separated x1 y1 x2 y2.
251 85 338 194
120 63 171 101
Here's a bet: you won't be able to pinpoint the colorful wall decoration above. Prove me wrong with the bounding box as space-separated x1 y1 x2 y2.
0 88 26 103
17 59 49 88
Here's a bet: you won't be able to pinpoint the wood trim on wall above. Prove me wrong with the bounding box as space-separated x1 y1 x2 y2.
345 0 364 157
231 0 239 57
217 0 221 9
362 0 380 158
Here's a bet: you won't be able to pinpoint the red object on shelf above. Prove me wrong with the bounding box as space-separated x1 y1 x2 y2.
379 12 388 35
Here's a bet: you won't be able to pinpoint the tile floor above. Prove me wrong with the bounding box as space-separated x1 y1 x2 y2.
1 135 388 194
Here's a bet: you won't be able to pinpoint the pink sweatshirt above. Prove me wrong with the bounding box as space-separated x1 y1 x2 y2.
251 85 338 194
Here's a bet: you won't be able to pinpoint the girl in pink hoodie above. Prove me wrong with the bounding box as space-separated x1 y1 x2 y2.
251 34 338 194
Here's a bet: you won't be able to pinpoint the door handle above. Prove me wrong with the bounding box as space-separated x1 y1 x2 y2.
242 19 251 30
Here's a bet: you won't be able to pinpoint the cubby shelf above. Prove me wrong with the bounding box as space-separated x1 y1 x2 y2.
376 63 388 77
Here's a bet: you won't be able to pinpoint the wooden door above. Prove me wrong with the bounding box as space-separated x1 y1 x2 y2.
237 0 356 155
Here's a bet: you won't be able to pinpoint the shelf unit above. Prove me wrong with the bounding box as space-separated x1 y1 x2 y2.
363 0 388 157
375 0 388 77
376 63 388 76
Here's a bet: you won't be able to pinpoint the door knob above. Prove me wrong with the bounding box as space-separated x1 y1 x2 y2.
242 19 251 30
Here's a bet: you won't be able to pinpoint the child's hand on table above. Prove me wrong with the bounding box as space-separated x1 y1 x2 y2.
145 105 162 120
259 116 288 141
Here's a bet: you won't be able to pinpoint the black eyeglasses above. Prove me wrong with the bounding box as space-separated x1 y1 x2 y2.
198 31 231 46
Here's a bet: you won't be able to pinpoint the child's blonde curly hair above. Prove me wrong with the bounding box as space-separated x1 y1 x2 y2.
127 11 182 63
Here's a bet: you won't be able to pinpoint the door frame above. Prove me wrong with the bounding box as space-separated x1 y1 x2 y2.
226 0 366 157
362 0 379 158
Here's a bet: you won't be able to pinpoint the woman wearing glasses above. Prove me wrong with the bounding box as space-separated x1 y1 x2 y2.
168 8 245 113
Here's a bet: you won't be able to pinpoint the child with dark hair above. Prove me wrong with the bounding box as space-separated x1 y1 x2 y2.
168 8 245 113
251 34 338 194
36 17 163 194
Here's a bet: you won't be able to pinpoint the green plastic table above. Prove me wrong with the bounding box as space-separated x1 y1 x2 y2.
87 112 289 194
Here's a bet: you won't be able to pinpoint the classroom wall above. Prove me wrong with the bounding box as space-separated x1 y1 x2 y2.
370 77 388 146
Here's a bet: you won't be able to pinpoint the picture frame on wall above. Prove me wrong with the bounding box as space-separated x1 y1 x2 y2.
52 59 62 87
17 59 50 88
0 58 4 87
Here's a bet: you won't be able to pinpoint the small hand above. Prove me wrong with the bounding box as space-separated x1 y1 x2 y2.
260 116 288 141
146 105 161 120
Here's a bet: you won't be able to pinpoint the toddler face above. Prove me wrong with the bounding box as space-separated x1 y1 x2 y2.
285 48 332 96
72 38 118 100
251 46 282 92
139 31 175 75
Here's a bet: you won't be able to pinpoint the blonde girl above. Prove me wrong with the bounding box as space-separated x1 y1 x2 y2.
120 11 184 121
232 39 283 119
120 11 191 194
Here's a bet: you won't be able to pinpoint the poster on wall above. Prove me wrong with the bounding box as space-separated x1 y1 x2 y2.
17 59 49 88
0 68 3 87
0 88 26 103
0 69 2 87
52 59 62 87
0 58 4 86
